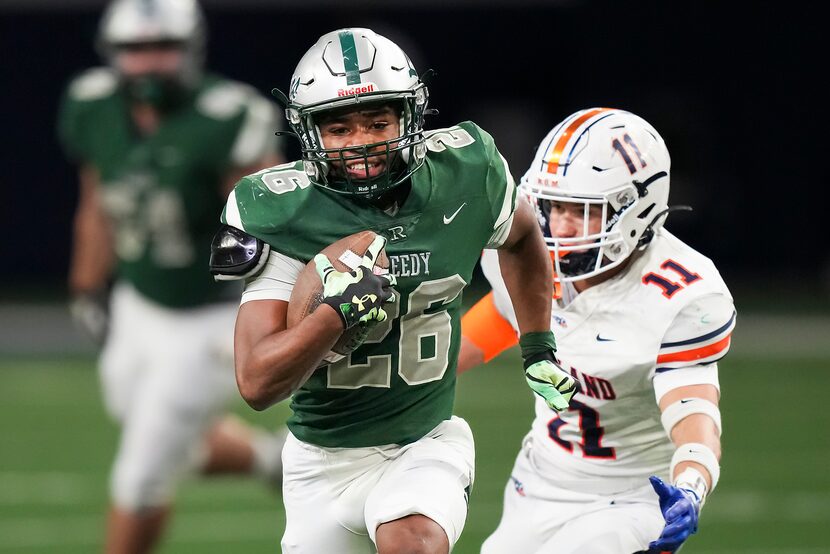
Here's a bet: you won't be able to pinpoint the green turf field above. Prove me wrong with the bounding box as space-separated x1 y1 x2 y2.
1 351 827 553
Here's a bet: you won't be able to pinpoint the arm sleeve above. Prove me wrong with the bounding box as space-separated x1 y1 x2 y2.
240 250 305 304
652 293 736 401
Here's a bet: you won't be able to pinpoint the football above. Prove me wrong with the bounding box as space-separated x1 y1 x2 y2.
287 230 390 356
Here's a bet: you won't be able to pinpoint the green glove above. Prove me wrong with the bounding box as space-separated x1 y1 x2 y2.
525 358 577 412
519 331 576 412
314 235 397 329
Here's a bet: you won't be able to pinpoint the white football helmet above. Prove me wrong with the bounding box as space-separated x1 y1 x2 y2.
520 108 672 282
97 0 206 90
274 28 429 198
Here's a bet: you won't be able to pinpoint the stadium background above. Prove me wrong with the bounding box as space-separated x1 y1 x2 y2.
0 1 826 552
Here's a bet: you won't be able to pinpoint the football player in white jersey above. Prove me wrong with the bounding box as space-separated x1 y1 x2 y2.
459 108 735 553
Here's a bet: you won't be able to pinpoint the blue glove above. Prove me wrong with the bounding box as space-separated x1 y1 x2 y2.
648 476 701 552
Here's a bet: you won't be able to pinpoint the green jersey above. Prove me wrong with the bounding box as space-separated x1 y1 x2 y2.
223 121 517 447
58 67 276 307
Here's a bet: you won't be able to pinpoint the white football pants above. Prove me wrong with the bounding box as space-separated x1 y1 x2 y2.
482 437 665 553
281 416 475 553
99 282 238 510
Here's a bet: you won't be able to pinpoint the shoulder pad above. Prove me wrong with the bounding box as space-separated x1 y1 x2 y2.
68 68 118 101
209 224 270 281
197 81 253 121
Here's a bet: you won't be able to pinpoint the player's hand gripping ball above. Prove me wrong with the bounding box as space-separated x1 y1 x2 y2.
287 231 395 357
315 235 396 329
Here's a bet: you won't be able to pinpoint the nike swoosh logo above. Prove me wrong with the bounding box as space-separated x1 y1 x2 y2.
596 334 615 342
680 399 693 404
443 202 467 224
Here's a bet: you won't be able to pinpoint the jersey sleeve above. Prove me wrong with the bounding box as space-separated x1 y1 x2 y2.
241 250 305 304
652 293 736 400
219 163 308 255
228 91 279 167
197 81 279 169
57 68 117 162
57 87 86 161
220 170 284 235
459 122 518 248
478 248 519 329
220 174 305 303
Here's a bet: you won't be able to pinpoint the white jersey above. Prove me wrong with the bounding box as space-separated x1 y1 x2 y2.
481 228 735 493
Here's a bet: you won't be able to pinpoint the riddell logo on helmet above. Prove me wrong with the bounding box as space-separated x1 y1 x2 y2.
337 83 376 97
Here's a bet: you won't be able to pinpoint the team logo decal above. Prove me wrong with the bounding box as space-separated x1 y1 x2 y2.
289 76 301 100
388 226 407 241
510 475 526 497
352 293 377 312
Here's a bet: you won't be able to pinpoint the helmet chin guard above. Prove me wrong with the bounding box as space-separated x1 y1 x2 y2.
520 108 672 282
275 28 430 198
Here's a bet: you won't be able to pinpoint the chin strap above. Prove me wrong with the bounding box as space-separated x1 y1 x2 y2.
418 69 439 117
271 87 290 107
632 170 668 198
275 130 300 139
638 204 693 248
420 68 438 84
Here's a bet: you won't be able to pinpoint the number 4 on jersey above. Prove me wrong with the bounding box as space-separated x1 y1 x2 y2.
642 259 701 298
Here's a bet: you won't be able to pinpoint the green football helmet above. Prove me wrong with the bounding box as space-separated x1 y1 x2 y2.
274 28 430 198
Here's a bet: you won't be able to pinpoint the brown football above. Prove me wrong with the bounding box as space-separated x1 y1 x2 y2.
287 230 390 356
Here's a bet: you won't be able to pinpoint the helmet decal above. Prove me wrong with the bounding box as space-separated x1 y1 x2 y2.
545 107 613 176
338 30 362 85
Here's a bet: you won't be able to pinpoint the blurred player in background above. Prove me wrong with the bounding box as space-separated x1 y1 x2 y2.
210 28 577 553
460 108 734 553
57 0 286 551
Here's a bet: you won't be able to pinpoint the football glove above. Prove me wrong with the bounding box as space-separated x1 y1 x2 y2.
648 475 701 552
524 357 577 412
69 289 110 346
314 235 397 330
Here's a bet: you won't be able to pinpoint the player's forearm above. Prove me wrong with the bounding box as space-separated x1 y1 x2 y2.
236 306 343 410
498 232 552 334
671 413 722 488
70 208 114 293
69 167 114 293
457 337 485 374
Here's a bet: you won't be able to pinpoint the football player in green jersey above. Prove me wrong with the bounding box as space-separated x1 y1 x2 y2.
57 1 288 552
210 28 577 553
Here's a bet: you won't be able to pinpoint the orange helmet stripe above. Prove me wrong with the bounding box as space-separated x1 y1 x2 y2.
545 107 613 175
